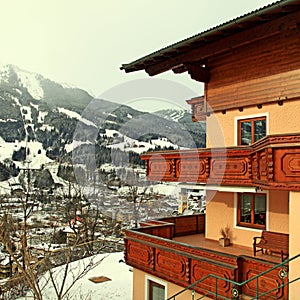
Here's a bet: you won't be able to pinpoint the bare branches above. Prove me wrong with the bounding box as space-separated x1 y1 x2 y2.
0 213 43 300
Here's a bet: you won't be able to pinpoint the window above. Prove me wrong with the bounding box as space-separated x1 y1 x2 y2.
237 193 266 229
238 117 266 145
148 280 165 300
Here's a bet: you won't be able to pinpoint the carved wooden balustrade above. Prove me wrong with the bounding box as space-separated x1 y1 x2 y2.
141 133 300 191
125 214 239 298
124 214 289 299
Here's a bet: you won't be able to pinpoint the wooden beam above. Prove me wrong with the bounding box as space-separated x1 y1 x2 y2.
172 65 187 74
145 10 300 76
185 63 209 83
172 63 209 82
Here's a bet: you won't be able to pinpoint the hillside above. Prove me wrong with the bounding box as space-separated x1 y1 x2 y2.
0 64 206 194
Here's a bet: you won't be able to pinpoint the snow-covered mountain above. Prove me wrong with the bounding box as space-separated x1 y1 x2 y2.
154 108 187 122
0 64 205 194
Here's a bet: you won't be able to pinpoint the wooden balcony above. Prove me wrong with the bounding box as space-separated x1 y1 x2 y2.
124 214 288 299
141 133 300 191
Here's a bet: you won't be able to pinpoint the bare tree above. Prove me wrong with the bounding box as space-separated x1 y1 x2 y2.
64 194 104 255
118 167 149 228
37 246 105 300
0 212 43 300
0 212 107 300
0 178 107 300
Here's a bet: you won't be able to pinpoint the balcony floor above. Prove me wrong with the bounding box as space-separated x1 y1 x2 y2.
174 234 282 264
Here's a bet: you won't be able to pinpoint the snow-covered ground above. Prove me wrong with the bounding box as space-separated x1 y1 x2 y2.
18 252 132 300
105 128 178 155
58 107 97 128
0 139 52 169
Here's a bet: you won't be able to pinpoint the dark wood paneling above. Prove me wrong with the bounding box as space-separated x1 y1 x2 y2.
207 27 300 112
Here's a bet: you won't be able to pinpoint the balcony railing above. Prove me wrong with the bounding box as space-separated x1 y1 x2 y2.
141 133 300 191
124 214 288 299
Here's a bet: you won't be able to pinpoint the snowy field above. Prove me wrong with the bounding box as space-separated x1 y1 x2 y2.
18 252 132 300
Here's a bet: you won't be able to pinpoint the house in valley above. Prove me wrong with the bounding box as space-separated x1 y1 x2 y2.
121 0 300 299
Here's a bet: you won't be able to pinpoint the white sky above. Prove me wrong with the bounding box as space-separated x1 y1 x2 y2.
0 0 275 110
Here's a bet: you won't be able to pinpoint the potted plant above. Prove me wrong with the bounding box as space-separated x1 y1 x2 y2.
219 225 231 247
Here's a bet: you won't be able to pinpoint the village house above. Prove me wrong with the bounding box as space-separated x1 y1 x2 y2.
121 0 300 299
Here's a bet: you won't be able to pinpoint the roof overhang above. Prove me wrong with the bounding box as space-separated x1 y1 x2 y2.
121 0 300 80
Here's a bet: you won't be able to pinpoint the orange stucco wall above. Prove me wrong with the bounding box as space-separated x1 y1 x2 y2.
206 100 300 148
205 190 289 248
268 190 289 234
205 191 235 241
132 268 207 300
132 268 145 300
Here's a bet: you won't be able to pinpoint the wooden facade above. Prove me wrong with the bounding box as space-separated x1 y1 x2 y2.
206 10 300 113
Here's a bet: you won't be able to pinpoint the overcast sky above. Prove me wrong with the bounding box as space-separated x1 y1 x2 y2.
0 0 275 111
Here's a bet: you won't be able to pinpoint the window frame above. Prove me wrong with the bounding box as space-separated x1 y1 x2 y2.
145 275 168 300
148 280 165 300
237 193 267 230
237 116 266 146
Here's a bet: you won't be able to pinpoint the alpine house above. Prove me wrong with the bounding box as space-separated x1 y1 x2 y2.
121 1 300 299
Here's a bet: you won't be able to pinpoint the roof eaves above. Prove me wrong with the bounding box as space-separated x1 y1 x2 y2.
121 0 297 72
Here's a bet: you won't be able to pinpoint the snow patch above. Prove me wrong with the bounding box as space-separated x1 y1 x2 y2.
65 140 93 153
59 81 78 89
39 124 54 131
0 119 18 122
105 129 119 137
58 107 97 127
30 103 39 111
0 64 10 83
106 132 178 154
108 113 117 118
20 105 32 123
38 111 48 123
16 67 44 100
11 95 21 106
14 88 22 95
104 119 117 125
0 140 52 169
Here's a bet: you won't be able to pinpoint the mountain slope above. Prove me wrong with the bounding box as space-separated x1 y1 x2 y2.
0 64 206 192
154 109 206 148
0 64 93 112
